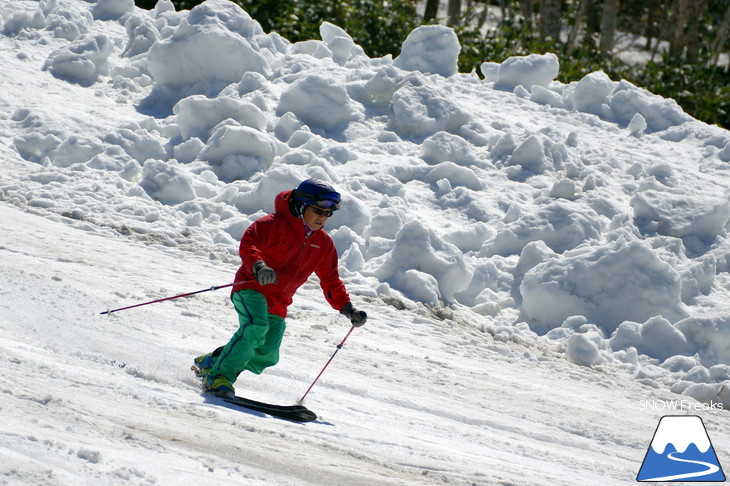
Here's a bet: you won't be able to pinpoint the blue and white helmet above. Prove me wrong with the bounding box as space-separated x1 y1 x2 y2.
290 179 341 216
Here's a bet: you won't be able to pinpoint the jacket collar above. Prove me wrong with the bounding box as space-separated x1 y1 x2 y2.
275 190 309 236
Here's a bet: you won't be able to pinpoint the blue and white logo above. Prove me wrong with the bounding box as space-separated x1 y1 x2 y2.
637 415 725 482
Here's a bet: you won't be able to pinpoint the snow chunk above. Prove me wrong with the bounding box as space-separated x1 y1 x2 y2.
508 135 549 174
394 25 460 77
276 74 357 133
610 316 693 362
549 179 578 200
77 448 102 464
570 71 613 117
319 21 365 65
493 53 559 90
43 34 113 87
419 131 478 166
675 317 730 368
566 333 601 367
140 160 196 205
609 80 692 132
103 128 167 164
719 142 730 162
92 0 134 21
87 146 140 180
389 75 471 138
122 13 160 57
627 112 647 136
174 95 266 141
631 190 730 242
368 220 472 304
1 6 46 36
530 85 565 108
426 162 483 191
364 207 408 240
198 125 279 181
290 40 332 59
173 137 205 163
45 2 94 41
53 136 104 167
481 201 602 256
362 65 404 107
147 0 268 90
565 72 693 132
14 133 62 163
520 237 688 333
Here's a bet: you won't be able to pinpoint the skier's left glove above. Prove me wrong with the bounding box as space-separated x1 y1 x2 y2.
341 302 367 327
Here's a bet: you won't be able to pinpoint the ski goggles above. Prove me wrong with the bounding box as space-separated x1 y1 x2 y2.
310 194 340 211
314 198 340 210
300 194 340 210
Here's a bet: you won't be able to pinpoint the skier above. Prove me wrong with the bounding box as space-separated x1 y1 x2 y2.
194 179 367 398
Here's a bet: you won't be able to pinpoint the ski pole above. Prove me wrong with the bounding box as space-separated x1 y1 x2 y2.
100 281 243 315
299 325 356 403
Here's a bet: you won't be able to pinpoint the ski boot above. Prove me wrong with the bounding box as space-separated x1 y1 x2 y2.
204 375 235 399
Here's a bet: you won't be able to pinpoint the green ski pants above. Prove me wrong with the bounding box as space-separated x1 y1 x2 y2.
209 289 286 383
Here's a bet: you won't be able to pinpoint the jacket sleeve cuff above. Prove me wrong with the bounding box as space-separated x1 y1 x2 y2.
340 302 353 316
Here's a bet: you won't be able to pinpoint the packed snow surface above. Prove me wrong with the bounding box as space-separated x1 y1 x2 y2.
1 0 730 484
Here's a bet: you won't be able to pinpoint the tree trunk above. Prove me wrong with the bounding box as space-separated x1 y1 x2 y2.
685 0 708 64
712 1 730 66
424 0 440 22
599 0 618 54
584 0 602 34
668 0 691 58
521 0 533 33
522 0 533 22
540 0 562 42
567 0 588 52
642 0 660 50
447 0 461 26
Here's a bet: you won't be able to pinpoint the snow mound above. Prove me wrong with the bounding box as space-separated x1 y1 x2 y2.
491 53 559 90
563 71 693 132
43 34 113 86
389 75 471 138
367 220 472 304
276 74 358 133
521 236 688 333
319 21 365 66
481 201 603 256
632 190 730 242
394 25 460 77
146 0 268 91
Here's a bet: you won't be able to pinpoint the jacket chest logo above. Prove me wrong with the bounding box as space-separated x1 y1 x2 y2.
309 244 320 248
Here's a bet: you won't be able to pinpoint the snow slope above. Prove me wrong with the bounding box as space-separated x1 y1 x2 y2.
3 202 726 485
1 0 730 484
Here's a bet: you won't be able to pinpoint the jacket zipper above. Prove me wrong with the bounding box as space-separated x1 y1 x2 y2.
281 238 308 295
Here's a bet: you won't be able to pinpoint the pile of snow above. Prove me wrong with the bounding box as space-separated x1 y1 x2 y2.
2 0 730 423
521 235 688 333
394 24 460 77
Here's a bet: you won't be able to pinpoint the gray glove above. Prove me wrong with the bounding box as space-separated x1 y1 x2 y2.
252 260 277 285
341 302 367 327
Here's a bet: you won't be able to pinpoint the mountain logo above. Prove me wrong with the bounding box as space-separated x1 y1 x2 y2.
637 415 726 482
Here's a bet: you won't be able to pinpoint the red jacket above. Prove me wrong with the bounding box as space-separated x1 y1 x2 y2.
232 190 350 318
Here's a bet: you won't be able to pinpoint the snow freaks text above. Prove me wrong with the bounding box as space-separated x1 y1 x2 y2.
640 400 725 412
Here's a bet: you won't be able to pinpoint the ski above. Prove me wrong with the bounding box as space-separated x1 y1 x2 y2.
222 395 317 423
192 362 317 423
